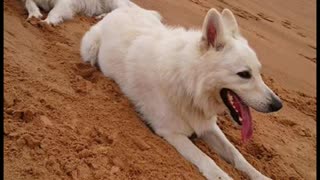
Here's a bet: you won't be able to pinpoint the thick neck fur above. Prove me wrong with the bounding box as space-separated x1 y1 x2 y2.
159 27 225 122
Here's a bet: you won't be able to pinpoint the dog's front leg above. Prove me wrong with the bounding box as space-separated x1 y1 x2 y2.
161 133 232 180
24 0 43 19
43 2 74 25
201 123 271 180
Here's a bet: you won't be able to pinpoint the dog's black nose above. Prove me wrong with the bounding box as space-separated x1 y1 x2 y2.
269 96 283 112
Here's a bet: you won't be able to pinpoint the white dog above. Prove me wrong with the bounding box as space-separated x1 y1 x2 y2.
21 0 136 25
80 7 282 180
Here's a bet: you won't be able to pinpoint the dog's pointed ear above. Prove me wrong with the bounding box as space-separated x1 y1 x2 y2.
201 8 226 51
222 9 239 36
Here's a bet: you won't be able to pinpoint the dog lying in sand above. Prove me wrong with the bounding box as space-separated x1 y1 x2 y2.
21 0 136 25
80 6 282 180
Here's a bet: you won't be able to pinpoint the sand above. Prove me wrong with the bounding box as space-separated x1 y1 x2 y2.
4 0 316 179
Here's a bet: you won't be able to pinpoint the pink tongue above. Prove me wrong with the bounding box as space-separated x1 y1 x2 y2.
232 93 253 143
239 104 253 143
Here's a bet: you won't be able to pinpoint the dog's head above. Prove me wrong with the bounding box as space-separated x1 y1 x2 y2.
197 9 282 126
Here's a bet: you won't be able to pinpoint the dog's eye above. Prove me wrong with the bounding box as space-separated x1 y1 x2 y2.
237 71 251 79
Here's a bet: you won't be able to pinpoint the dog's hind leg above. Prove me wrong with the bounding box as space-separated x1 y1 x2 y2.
42 1 74 25
24 0 43 19
80 24 102 67
161 133 232 180
201 123 271 180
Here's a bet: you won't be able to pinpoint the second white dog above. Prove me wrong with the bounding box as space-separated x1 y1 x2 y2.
81 6 282 180
21 0 135 25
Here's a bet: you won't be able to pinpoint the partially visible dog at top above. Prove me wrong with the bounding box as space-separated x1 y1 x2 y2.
21 0 137 25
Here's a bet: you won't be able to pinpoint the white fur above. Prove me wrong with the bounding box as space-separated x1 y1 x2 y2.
81 7 281 180
21 0 137 25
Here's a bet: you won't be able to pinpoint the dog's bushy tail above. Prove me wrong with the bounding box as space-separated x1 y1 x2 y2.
80 25 102 66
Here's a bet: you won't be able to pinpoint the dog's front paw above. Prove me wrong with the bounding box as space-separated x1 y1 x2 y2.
27 11 43 20
42 17 63 26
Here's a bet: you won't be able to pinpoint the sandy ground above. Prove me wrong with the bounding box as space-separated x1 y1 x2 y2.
4 0 316 179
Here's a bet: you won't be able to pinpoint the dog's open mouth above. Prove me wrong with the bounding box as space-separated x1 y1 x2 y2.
220 88 253 142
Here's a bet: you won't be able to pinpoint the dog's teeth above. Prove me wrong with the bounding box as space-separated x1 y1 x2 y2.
227 94 232 102
239 117 243 122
